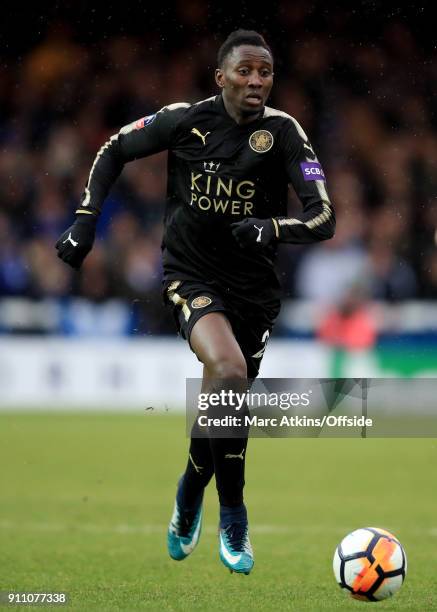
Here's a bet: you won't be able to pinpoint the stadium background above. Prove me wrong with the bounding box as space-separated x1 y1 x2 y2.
1 3 437 610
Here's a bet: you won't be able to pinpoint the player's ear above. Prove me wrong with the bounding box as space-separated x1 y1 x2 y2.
215 68 224 88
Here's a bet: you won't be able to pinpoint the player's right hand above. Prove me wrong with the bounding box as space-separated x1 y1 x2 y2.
231 217 276 250
55 216 97 270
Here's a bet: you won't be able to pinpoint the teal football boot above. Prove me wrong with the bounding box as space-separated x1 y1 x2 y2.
219 522 254 574
167 485 203 561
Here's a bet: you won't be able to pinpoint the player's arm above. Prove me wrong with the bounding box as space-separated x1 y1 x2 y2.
272 117 335 243
56 104 188 270
232 117 335 250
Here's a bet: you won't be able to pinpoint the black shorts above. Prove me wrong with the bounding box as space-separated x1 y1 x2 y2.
163 279 281 378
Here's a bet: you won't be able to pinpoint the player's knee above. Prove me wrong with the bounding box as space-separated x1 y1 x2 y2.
209 356 247 380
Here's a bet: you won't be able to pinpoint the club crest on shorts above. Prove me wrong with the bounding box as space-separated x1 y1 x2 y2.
249 130 274 153
191 296 212 309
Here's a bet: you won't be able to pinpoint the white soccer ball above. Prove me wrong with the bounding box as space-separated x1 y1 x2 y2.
333 527 407 601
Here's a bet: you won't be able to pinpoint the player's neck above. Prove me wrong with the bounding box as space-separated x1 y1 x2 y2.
222 95 263 125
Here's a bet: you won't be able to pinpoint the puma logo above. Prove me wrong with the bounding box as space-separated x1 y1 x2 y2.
189 453 204 474
254 225 264 242
63 232 78 247
191 128 210 145
224 449 245 460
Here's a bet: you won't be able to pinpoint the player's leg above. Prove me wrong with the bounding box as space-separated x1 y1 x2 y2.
165 282 251 568
179 374 215 508
168 366 215 559
166 282 225 560
190 312 253 574
167 409 214 561
191 313 249 508
204 300 280 573
168 312 248 563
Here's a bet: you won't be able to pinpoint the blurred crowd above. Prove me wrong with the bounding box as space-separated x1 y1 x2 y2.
1 2 436 334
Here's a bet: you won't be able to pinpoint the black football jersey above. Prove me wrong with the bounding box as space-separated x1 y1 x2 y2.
76 94 335 298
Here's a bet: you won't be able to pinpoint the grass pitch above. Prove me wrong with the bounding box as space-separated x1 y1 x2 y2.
0 412 436 610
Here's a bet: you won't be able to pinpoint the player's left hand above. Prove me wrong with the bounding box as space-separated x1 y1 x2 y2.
231 218 276 250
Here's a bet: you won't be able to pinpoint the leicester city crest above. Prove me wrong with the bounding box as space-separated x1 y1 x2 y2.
249 130 274 153
191 296 212 309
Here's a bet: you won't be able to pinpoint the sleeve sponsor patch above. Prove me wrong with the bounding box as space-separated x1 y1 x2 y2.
300 162 326 181
135 114 156 129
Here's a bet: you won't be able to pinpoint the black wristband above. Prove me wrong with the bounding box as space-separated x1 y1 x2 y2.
75 211 98 226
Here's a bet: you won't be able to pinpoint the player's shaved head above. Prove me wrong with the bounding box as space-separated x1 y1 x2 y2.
217 29 273 67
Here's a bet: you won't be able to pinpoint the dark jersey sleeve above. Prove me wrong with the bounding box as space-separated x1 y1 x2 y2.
75 103 190 218
272 116 335 244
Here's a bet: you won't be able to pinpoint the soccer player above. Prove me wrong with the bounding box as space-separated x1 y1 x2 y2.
56 30 335 575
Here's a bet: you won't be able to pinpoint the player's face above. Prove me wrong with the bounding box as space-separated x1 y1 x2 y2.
215 45 274 118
